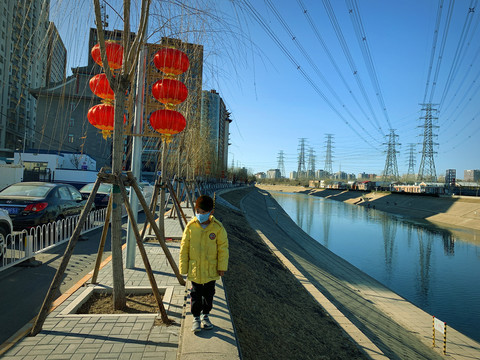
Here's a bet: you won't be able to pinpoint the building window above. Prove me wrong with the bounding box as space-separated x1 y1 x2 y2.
69 118 74 127
70 102 76 111
68 134 74 143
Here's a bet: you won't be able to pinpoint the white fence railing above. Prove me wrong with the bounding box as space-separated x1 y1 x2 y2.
0 207 108 271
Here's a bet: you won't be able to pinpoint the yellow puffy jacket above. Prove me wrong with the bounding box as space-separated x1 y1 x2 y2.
179 215 229 284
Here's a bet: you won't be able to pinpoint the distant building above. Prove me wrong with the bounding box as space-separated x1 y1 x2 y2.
255 172 266 180
333 171 348 180
0 0 50 154
45 22 67 84
200 90 231 178
30 66 112 169
289 171 297 179
445 169 456 185
315 169 327 178
358 172 377 180
267 169 281 179
464 169 480 182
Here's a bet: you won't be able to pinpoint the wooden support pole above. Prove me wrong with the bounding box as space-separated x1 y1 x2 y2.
117 176 170 323
91 194 113 284
166 181 187 228
127 172 185 286
30 175 102 336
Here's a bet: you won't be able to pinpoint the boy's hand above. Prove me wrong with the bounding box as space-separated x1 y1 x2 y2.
218 270 225 276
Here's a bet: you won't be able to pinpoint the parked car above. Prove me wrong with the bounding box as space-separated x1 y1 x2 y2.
79 182 152 209
79 183 114 209
0 209 13 260
0 182 88 231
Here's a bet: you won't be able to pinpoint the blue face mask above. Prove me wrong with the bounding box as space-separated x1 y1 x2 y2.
197 211 211 224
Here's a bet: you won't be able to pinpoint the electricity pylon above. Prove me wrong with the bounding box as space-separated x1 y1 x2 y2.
277 150 286 178
324 134 334 176
406 143 416 182
297 138 307 178
417 104 438 182
308 147 316 179
382 129 400 181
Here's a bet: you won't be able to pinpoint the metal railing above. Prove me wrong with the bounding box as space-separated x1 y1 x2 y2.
0 207 108 271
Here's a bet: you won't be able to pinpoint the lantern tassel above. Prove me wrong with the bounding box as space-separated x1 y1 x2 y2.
101 130 112 139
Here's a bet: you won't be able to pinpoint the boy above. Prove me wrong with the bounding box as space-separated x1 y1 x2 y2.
179 195 229 333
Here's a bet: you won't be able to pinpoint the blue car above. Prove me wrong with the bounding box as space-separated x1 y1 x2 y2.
0 182 87 231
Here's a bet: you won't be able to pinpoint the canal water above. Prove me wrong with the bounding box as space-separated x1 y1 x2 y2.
270 191 480 342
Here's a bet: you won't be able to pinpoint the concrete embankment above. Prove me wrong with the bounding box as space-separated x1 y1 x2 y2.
243 187 480 359
257 184 480 234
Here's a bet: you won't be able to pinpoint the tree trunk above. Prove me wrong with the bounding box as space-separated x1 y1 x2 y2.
111 86 127 310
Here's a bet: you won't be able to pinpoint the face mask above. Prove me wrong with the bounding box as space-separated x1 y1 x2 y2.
197 212 211 224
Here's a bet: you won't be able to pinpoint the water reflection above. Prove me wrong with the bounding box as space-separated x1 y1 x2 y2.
416 228 433 305
322 200 332 247
270 191 480 342
442 233 455 255
381 216 397 278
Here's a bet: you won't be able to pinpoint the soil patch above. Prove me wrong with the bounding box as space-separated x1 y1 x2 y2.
217 187 367 360
76 292 160 314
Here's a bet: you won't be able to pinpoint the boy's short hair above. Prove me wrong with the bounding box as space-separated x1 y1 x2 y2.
195 195 214 212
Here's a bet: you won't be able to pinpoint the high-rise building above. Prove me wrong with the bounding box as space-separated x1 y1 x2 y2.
445 169 456 185
0 0 50 156
200 90 231 177
45 22 67 84
464 169 480 182
267 169 281 179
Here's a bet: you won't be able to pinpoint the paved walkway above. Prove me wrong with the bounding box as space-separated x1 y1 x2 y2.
242 188 480 360
1 205 240 360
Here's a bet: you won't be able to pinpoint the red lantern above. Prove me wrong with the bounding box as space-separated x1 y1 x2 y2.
87 104 126 139
149 109 186 142
91 41 123 70
153 48 189 76
89 73 114 101
152 79 188 107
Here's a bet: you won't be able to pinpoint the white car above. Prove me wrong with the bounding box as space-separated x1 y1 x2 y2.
0 208 13 260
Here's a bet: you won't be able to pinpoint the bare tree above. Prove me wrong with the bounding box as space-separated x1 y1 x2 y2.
92 0 151 309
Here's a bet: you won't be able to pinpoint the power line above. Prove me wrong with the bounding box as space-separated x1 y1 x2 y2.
346 0 392 129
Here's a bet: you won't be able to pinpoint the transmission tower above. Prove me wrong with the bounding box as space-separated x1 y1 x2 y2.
324 134 334 175
382 129 400 181
308 147 316 178
297 138 307 178
277 150 286 178
406 143 416 182
417 104 439 182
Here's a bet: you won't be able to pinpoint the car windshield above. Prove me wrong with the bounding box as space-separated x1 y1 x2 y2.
80 183 112 193
0 184 51 198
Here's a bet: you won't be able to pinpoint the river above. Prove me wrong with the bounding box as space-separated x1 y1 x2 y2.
270 191 480 343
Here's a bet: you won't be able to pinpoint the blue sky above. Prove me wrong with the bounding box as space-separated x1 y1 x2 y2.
51 1 480 179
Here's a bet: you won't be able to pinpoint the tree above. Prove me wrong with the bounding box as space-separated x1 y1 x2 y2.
92 0 151 309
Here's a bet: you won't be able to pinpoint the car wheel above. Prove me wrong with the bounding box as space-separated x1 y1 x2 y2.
0 228 7 261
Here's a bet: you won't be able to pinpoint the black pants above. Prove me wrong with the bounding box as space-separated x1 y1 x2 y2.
190 280 216 317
